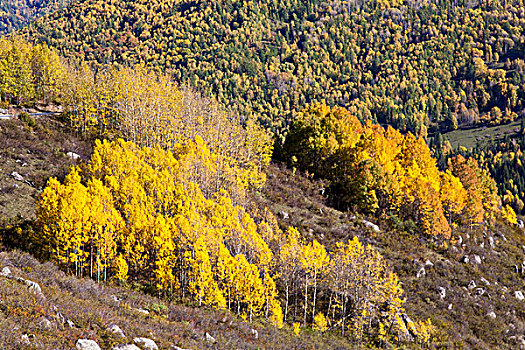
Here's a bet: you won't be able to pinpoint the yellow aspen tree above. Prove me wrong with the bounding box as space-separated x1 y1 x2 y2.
185 238 226 308
279 227 303 322
300 239 329 326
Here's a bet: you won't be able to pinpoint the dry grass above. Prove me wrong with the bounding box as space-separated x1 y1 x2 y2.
0 249 351 349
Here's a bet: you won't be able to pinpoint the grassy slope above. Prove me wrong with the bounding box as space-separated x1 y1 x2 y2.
0 249 355 349
0 113 90 224
442 120 522 149
257 163 525 349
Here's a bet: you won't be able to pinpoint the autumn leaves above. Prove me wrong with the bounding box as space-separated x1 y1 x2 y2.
37 138 285 327
282 104 517 238
36 137 410 342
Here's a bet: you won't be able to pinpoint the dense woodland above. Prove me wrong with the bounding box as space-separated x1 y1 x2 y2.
14 0 525 216
280 104 516 238
20 0 525 138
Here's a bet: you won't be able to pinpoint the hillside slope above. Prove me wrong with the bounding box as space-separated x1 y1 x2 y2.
0 114 354 350
257 163 525 349
0 248 351 349
2 110 525 349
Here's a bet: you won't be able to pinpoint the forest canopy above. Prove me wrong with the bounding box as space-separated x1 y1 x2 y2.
21 0 525 138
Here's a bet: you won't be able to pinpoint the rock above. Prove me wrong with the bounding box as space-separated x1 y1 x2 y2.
0 266 11 277
472 255 482 264
448 303 453 310
279 211 289 219
475 288 485 296
251 328 258 339
136 308 149 315
461 255 469 264
480 277 491 286
112 345 141 350
133 337 158 350
108 324 125 338
363 220 380 232
424 259 434 267
437 287 446 300
205 332 216 343
468 280 477 289
67 319 75 328
76 339 101 350
37 317 53 330
416 266 426 278
456 235 463 246
67 152 81 160
11 171 23 181
110 295 122 303
487 311 497 319
24 279 42 294
515 291 525 301
20 334 31 345
518 219 525 229
489 236 495 249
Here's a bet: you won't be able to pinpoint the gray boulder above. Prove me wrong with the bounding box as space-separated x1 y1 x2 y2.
416 266 426 279
133 337 158 350
76 339 101 350
468 280 477 289
135 308 149 315
437 287 446 300
37 317 53 330
515 291 525 301
205 332 216 343
11 171 23 181
24 279 42 294
0 266 11 277
67 152 81 160
363 220 380 232
489 236 495 249
108 324 125 338
251 328 259 339
487 311 497 319
20 334 32 346
472 255 482 264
